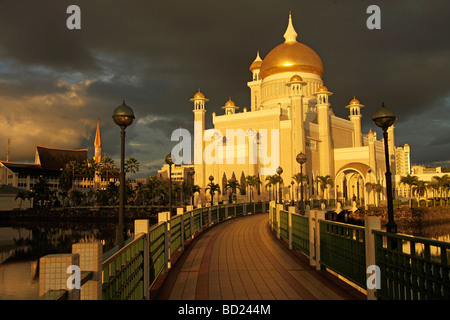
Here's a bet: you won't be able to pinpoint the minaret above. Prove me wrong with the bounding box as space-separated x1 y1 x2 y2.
94 118 102 164
93 118 102 189
286 75 307 175
221 98 239 115
191 90 209 206
346 97 364 147
313 86 334 177
248 52 263 111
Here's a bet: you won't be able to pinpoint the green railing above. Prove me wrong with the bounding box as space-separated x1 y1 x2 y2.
291 213 309 255
193 208 201 234
272 206 277 230
374 230 450 300
149 223 166 289
279 210 289 241
319 220 367 289
183 211 192 240
170 214 182 256
102 234 146 300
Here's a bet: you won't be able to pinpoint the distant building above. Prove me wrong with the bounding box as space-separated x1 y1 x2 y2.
157 164 195 184
0 119 118 194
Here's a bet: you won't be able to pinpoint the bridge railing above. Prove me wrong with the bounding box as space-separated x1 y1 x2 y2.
268 202 450 300
38 201 269 300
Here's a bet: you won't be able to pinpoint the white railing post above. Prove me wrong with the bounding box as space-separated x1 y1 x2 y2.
315 210 326 271
288 206 295 250
134 219 150 300
365 216 381 300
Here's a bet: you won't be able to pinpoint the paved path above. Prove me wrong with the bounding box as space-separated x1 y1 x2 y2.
156 213 365 300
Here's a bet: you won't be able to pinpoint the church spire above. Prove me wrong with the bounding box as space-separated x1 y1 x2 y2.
284 12 298 43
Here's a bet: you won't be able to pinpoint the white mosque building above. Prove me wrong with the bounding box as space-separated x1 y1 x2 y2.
187 13 411 208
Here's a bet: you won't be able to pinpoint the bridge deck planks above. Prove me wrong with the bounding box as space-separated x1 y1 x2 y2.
155 213 365 300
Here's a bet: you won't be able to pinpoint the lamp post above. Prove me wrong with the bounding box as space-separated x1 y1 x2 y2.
189 167 195 205
291 180 294 205
209 175 214 205
296 152 307 214
373 102 397 233
165 154 174 215
112 100 135 246
276 167 283 204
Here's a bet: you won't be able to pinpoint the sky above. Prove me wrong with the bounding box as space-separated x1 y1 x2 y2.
0 0 449 178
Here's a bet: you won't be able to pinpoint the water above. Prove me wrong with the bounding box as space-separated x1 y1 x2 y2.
0 220 139 300
0 218 449 300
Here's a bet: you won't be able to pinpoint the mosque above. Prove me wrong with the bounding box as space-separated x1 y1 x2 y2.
188 13 411 207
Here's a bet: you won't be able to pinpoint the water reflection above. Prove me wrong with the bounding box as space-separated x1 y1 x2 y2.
0 217 448 300
0 220 139 300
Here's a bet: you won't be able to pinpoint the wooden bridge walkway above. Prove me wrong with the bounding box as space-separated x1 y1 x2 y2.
154 213 365 300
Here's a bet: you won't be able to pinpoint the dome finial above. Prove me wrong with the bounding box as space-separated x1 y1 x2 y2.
284 11 298 43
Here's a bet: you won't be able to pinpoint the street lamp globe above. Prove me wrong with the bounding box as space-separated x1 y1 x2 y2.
296 152 307 165
165 153 173 165
373 102 396 130
276 167 283 175
112 100 135 128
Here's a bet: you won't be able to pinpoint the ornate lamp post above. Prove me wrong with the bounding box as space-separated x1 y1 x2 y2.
276 167 283 204
189 167 195 205
165 154 174 214
373 102 397 233
112 100 135 246
209 175 214 205
296 152 307 214
291 180 294 205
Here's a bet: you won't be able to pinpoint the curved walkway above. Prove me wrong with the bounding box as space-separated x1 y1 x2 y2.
155 213 365 300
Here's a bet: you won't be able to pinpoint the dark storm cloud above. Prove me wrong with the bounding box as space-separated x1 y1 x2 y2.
0 0 449 176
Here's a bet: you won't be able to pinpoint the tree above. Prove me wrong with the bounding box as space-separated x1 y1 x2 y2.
99 156 116 183
245 175 260 202
292 173 308 201
226 179 241 203
69 190 85 206
316 175 334 201
33 177 53 207
400 174 419 208
265 175 278 201
124 158 140 181
412 180 428 207
431 174 450 206
206 182 220 205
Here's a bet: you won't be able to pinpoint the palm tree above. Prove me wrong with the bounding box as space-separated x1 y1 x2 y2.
226 179 241 203
99 156 116 183
125 158 140 181
265 175 278 202
191 184 201 206
33 177 52 207
412 180 428 207
316 175 334 202
431 175 450 206
400 174 419 208
206 182 220 205
65 160 82 189
292 173 308 202
245 175 260 202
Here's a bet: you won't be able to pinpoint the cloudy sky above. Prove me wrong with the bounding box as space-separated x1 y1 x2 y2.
0 0 449 177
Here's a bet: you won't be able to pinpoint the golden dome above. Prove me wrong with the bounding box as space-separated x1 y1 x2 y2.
260 13 323 79
193 90 205 99
290 75 303 82
225 99 236 107
249 51 263 72
260 42 323 79
349 97 360 105
317 85 328 92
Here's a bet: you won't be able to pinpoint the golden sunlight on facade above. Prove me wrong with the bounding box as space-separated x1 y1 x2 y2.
187 13 410 207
